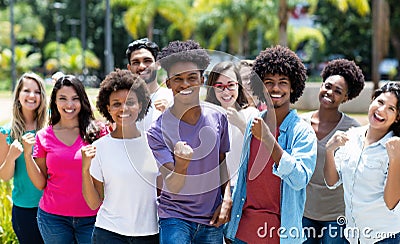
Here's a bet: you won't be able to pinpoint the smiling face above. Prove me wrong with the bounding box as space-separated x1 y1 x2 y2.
213 69 239 109
368 92 399 133
263 74 292 111
166 61 203 107
55 86 81 121
18 78 41 112
108 89 142 128
127 48 157 84
319 75 348 109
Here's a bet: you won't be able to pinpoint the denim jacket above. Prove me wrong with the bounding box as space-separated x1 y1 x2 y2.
224 109 317 244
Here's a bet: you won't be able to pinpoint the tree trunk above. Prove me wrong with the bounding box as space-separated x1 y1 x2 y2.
278 0 288 47
372 0 389 90
147 19 154 41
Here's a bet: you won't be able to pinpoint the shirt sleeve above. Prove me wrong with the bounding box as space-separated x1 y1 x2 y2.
90 147 104 183
325 147 347 189
273 126 317 191
146 125 174 167
0 125 12 145
219 113 230 154
33 129 46 158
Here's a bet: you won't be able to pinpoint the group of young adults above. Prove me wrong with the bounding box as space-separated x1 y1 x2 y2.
0 37 399 244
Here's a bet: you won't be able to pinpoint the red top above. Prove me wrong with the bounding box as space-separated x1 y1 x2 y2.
235 134 281 243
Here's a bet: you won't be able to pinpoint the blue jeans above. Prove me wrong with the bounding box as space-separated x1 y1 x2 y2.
375 232 400 244
92 227 159 244
302 217 349 244
12 205 44 244
37 208 96 244
159 218 223 244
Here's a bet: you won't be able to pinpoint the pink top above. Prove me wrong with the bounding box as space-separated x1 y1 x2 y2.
33 125 104 217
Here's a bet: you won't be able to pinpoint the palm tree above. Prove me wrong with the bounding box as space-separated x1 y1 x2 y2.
43 38 100 75
111 0 191 40
277 0 370 46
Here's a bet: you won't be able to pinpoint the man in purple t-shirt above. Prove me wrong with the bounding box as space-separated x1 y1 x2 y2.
147 40 232 244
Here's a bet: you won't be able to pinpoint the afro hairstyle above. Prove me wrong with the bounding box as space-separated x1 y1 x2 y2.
321 59 365 101
97 69 151 123
157 40 210 77
251 45 307 104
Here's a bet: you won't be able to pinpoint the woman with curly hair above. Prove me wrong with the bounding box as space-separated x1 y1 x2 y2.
225 45 317 244
325 82 400 243
205 61 258 190
23 75 108 243
81 69 159 243
0 72 47 243
302 59 365 244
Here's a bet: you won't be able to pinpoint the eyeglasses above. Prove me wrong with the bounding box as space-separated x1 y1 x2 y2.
213 82 238 92
127 38 159 52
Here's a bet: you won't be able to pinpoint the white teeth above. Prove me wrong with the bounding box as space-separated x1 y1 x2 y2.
323 96 333 103
119 114 130 118
180 90 193 95
222 96 232 101
64 109 74 113
374 113 384 122
271 94 282 98
26 100 36 103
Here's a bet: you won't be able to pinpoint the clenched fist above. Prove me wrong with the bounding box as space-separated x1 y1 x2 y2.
173 141 193 171
81 145 96 171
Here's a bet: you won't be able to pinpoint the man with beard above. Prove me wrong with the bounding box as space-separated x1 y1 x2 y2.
126 38 173 131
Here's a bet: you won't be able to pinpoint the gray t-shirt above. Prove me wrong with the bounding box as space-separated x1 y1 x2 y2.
301 111 360 221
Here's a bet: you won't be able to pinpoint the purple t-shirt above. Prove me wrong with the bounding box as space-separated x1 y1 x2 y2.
147 103 230 225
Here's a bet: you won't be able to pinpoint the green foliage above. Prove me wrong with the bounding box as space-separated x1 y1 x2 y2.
0 180 17 243
0 3 45 49
0 45 42 87
315 0 372 78
43 38 101 75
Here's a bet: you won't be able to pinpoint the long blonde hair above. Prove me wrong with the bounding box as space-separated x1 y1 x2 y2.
10 72 47 140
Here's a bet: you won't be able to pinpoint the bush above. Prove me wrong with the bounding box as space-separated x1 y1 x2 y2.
0 180 18 243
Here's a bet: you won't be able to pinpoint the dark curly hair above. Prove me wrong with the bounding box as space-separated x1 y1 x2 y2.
205 61 248 110
126 38 159 64
251 45 307 104
49 75 100 144
321 59 365 101
97 69 151 123
371 82 400 136
157 40 210 77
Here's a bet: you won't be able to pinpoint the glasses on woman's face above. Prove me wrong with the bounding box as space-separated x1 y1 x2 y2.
213 82 238 93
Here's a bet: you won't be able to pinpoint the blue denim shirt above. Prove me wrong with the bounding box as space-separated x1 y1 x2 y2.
224 109 317 244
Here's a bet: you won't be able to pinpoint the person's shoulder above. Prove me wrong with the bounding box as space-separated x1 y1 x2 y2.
287 110 316 135
37 125 52 135
92 133 111 147
201 102 225 115
299 110 315 122
241 106 259 118
342 113 361 127
0 123 11 135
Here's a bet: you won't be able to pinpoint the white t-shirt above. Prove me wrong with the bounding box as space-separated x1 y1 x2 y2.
227 106 259 187
138 86 173 131
90 133 159 236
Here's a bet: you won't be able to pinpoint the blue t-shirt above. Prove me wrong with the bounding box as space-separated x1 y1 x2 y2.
0 124 42 208
147 103 230 225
